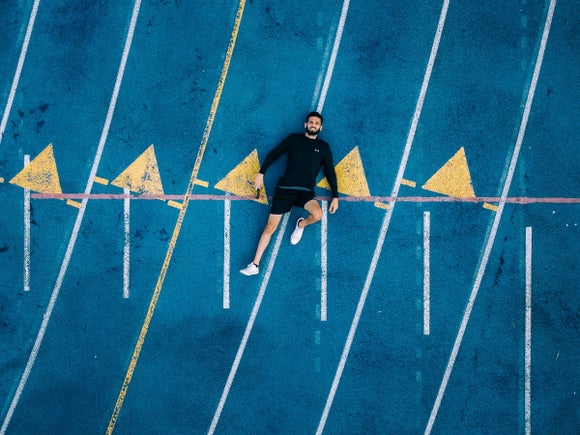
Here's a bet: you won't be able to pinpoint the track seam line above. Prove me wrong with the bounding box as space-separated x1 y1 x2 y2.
29 193 580 204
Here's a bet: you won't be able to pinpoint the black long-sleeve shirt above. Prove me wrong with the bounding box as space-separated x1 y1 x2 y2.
259 133 339 198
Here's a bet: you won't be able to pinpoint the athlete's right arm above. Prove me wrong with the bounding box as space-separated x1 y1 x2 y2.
258 135 292 176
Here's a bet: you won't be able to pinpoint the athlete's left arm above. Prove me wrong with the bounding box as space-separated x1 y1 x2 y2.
322 145 339 198
323 145 339 213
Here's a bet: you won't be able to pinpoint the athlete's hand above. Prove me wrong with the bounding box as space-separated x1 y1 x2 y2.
329 197 339 214
254 173 264 190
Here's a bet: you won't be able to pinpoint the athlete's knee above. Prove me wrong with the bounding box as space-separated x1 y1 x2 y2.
310 208 323 222
264 220 279 234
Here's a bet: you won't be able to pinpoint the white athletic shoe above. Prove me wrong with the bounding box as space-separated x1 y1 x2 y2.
290 218 305 245
240 262 259 276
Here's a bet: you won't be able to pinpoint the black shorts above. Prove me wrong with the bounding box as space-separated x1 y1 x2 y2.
270 187 315 215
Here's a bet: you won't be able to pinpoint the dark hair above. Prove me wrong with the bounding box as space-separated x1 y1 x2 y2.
306 111 323 124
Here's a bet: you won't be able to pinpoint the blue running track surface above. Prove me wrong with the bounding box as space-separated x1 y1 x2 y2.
0 0 578 433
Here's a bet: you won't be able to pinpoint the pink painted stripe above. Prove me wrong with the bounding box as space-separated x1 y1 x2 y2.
30 192 580 204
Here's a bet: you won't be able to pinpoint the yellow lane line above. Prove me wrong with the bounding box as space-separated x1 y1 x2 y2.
401 178 416 188
167 200 183 209
106 1 247 432
94 176 110 185
483 202 499 212
65 199 82 208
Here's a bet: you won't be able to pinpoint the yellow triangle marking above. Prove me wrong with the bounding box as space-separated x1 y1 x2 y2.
317 146 370 197
214 149 268 204
10 144 62 194
422 147 475 198
111 145 164 195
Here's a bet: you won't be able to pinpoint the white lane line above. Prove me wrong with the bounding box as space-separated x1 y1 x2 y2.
321 200 328 321
23 155 31 292
525 226 532 435
208 214 290 435
0 0 40 144
424 2 556 433
224 194 231 309
317 1 450 433
316 0 350 113
123 188 131 299
423 211 431 336
0 2 142 433
315 0 351 320
209 1 351 430
311 22 337 110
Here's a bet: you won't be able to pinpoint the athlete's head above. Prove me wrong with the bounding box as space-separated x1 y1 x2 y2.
304 111 323 137
306 111 323 124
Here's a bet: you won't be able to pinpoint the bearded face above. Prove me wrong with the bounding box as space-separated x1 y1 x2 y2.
304 117 323 137
305 125 322 135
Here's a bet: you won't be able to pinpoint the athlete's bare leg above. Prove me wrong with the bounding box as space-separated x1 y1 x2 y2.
252 213 283 265
298 199 323 228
